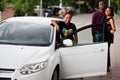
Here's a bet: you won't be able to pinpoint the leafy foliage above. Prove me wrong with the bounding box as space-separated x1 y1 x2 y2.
1 0 74 16
115 0 120 9
0 0 120 16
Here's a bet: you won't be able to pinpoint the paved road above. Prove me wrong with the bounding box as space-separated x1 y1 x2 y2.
70 14 120 80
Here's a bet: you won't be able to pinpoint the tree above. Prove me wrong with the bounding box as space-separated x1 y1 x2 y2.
0 0 76 16
115 0 120 10
0 0 9 11
0 0 40 16
13 0 39 16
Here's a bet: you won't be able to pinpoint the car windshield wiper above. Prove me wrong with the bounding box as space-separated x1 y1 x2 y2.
0 42 23 45
0 42 51 46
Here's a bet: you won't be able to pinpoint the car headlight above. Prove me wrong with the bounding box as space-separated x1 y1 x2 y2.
20 60 48 75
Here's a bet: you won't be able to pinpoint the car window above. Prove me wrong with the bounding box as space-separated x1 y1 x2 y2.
76 24 104 45
0 21 53 46
77 27 93 44
61 24 104 46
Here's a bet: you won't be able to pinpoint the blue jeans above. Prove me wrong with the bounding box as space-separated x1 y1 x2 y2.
95 33 103 42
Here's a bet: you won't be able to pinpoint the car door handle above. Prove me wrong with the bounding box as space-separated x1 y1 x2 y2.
93 49 104 52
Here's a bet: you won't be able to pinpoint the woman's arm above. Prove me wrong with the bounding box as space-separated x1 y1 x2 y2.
109 18 116 34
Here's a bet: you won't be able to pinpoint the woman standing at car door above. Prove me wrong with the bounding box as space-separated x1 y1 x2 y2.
103 7 116 72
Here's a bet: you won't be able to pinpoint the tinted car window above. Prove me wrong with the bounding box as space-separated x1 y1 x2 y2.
62 24 104 46
0 21 53 46
77 27 93 44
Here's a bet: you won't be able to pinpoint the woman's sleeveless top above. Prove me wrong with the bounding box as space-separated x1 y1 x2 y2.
103 18 114 43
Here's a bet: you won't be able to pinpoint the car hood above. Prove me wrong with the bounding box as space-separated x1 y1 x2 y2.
0 44 50 69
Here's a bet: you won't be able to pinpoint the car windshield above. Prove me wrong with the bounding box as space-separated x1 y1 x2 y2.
0 21 53 46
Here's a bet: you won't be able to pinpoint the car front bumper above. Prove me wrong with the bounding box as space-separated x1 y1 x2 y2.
0 69 50 80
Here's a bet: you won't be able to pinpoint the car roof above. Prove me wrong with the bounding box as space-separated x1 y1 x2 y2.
5 16 63 24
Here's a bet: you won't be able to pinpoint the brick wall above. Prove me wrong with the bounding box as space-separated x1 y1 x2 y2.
2 4 14 20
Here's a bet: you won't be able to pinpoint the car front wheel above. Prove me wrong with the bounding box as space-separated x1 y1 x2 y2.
52 68 59 80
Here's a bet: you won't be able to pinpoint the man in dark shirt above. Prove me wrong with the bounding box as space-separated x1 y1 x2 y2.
92 0 106 42
52 13 78 44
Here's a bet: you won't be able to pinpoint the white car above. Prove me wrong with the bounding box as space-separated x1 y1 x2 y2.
0 17 108 80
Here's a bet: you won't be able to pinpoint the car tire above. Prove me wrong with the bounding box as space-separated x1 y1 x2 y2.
52 68 59 80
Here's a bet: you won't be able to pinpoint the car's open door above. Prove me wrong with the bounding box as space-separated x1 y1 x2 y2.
59 24 108 79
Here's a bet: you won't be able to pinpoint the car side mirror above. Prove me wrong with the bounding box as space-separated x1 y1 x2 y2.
63 39 73 47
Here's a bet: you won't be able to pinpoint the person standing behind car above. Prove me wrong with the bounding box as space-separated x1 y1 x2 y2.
52 13 78 44
91 0 106 42
58 10 64 18
103 7 116 72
